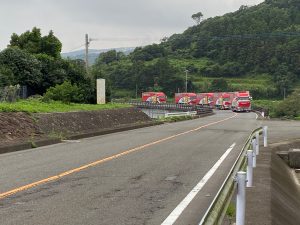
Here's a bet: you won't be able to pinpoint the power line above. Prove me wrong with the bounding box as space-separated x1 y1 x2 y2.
65 44 86 53
167 32 300 43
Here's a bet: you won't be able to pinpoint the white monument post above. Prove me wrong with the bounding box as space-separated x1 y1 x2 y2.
97 79 106 104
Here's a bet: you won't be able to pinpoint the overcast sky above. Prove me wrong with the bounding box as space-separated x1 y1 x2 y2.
0 0 264 53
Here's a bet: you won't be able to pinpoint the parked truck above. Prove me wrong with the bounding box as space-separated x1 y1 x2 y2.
175 93 197 105
142 92 167 103
215 92 234 110
231 91 251 112
197 93 215 107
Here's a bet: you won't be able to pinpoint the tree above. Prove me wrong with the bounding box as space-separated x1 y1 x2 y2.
97 50 118 64
43 81 84 103
40 30 62 58
130 44 166 61
9 27 62 58
192 12 203 25
275 90 300 118
210 78 229 92
0 65 14 87
35 54 67 94
9 27 42 54
0 47 42 92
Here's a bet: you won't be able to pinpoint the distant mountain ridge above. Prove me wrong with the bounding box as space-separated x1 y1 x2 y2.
61 47 135 64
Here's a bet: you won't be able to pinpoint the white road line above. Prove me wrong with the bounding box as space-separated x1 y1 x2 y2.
161 143 236 225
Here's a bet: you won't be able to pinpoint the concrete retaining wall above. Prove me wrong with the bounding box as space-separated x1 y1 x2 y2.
271 142 300 225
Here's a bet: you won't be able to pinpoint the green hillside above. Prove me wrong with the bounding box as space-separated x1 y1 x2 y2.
91 0 299 100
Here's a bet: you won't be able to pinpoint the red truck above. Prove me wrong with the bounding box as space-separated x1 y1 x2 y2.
231 91 251 112
175 93 197 105
142 92 167 103
215 92 234 110
197 93 215 107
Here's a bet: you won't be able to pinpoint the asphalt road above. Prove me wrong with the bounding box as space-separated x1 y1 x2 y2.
0 111 263 225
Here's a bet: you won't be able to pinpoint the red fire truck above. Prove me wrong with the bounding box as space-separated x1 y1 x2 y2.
231 91 251 112
142 92 167 103
175 93 197 105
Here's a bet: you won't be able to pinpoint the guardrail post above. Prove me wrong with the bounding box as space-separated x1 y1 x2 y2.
251 139 256 168
263 126 268 147
246 150 253 187
256 131 260 155
236 171 247 225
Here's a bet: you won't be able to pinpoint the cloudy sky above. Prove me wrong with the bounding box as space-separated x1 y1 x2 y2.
0 0 264 53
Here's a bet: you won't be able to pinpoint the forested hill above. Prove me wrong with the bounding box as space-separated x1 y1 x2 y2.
161 0 300 83
93 0 300 99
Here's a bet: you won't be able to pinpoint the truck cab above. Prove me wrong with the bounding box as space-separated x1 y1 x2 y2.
231 91 251 112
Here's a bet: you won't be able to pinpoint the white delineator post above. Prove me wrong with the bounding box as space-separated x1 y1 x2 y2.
97 79 106 104
236 171 247 225
251 139 256 168
256 131 260 155
247 150 254 187
263 126 268 147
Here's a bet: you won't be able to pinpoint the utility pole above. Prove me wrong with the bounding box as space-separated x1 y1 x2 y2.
184 69 189 93
135 83 138 99
85 34 90 72
85 34 98 74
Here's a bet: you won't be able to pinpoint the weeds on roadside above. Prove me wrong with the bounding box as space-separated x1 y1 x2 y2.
157 115 194 123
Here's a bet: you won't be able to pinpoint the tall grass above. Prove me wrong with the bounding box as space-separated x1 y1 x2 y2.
0 99 130 113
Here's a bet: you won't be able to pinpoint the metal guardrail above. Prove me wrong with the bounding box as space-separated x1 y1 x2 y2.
199 126 265 225
252 106 269 117
125 101 213 115
165 111 197 118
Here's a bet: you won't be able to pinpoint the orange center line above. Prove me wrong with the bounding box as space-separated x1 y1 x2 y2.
0 113 237 200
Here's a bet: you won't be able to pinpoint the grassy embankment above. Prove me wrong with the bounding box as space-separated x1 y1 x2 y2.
0 99 130 113
169 59 277 97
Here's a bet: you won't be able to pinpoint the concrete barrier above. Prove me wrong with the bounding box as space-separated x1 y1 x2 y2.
288 149 300 168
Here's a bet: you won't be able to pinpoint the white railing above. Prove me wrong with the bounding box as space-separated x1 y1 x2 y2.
199 126 268 225
164 111 197 118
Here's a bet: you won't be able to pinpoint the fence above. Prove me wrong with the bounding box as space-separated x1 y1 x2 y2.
0 85 28 102
126 101 213 116
199 126 268 225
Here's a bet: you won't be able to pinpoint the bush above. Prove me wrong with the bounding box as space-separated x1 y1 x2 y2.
252 100 281 118
275 90 300 119
43 81 84 103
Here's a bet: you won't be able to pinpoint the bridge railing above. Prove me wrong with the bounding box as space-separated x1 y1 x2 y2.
199 126 268 225
124 101 213 115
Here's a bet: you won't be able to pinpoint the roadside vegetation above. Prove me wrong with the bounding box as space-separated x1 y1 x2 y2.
0 99 130 113
274 90 300 119
252 100 281 118
157 115 194 123
252 90 300 119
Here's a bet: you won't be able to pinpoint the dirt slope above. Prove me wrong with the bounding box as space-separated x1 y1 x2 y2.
0 112 42 146
0 108 151 147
